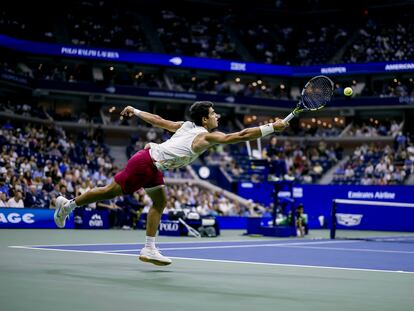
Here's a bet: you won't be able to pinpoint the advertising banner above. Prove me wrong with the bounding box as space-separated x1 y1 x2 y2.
73 209 109 229
0 208 74 229
237 183 414 230
158 220 181 236
1 35 413 77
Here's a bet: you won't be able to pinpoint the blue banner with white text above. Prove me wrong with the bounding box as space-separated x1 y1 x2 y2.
73 208 109 229
0 208 74 229
158 220 181 236
237 183 414 230
333 202 414 231
1 34 413 76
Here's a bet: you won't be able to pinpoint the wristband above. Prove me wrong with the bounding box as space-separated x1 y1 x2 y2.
259 123 274 137
133 108 142 116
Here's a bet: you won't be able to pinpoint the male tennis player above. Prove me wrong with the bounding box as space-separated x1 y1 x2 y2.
54 101 288 266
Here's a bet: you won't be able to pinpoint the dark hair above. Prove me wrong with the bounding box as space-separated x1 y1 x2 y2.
189 101 213 126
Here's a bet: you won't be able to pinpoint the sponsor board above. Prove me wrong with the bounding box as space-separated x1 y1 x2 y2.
0 208 74 229
158 220 181 236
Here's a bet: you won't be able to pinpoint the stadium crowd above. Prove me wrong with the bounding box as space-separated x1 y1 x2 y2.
0 120 116 209
203 137 342 184
0 120 272 226
346 120 401 137
333 139 413 185
341 18 414 64
3 57 412 103
1 2 413 66
1 0 413 220
157 9 238 59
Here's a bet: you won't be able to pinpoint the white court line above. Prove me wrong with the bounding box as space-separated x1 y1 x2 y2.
166 256 414 274
8 245 134 256
282 245 414 255
7 245 414 275
9 238 303 248
9 240 347 253
104 240 356 252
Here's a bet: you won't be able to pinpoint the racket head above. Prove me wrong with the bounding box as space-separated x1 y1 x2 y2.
300 75 334 111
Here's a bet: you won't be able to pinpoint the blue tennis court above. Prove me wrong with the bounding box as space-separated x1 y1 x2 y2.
11 237 414 273
3 230 414 311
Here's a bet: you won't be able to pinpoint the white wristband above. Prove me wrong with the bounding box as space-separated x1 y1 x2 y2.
133 108 141 117
259 123 274 137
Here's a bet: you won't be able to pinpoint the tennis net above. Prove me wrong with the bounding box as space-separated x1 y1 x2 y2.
330 199 414 243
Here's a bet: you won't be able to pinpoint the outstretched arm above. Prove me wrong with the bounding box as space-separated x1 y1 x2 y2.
120 106 183 132
192 118 288 152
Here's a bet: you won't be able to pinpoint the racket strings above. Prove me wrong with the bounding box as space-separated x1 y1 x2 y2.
302 77 333 110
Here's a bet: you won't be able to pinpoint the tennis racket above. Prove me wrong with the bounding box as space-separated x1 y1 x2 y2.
283 75 334 122
178 218 201 238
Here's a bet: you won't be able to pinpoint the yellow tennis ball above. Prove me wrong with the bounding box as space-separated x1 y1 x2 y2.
344 87 353 96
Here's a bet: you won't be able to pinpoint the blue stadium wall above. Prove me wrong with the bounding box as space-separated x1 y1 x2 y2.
238 183 414 230
1 185 413 230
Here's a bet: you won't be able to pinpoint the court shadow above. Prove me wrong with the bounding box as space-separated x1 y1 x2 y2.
141 269 173 273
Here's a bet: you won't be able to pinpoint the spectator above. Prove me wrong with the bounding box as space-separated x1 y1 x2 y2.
24 185 40 208
7 191 24 208
0 192 8 207
344 165 355 178
294 204 308 237
262 136 280 160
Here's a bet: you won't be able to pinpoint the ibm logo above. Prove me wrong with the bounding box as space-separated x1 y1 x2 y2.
230 62 246 71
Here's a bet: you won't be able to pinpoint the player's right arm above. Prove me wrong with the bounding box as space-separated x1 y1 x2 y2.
120 106 183 132
192 118 287 152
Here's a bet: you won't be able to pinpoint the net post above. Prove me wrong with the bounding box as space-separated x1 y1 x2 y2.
330 199 337 239
257 138 262 158
245 141 252 158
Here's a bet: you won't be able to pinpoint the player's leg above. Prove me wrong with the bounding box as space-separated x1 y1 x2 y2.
138 186 172 266
74 181 123 207
54 181 123 228
145 186 167 237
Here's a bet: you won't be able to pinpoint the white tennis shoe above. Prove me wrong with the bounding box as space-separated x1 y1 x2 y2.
139 247 172 266
54 196 70 228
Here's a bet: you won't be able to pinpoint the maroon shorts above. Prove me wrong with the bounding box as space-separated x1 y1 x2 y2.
114 149 164 194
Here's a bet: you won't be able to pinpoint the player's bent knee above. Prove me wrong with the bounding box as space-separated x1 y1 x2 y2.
103 182 122 199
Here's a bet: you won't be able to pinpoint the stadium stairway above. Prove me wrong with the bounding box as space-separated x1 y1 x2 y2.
329 28 360 63
318 155 350 185
109 145 128 169
135 13 166 53
223 18 255 62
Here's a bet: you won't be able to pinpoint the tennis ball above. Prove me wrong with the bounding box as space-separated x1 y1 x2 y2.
344 87 353 96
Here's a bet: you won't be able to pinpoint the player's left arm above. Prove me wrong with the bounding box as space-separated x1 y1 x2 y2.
120 106 183 132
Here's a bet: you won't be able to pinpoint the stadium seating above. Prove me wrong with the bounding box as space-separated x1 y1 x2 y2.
332 143 412 185
2 2 413 65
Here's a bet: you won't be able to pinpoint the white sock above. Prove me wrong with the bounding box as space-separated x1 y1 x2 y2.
66 199 78 212
145 236 156 249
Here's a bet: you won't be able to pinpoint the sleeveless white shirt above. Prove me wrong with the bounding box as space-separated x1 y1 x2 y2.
148 121 208 171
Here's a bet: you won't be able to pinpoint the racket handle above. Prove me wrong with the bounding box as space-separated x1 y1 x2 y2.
283 112 295 122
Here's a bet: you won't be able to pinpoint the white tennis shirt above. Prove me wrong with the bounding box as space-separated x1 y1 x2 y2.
148 121 208 171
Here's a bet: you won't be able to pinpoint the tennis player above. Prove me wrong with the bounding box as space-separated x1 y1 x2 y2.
54 101 288 265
